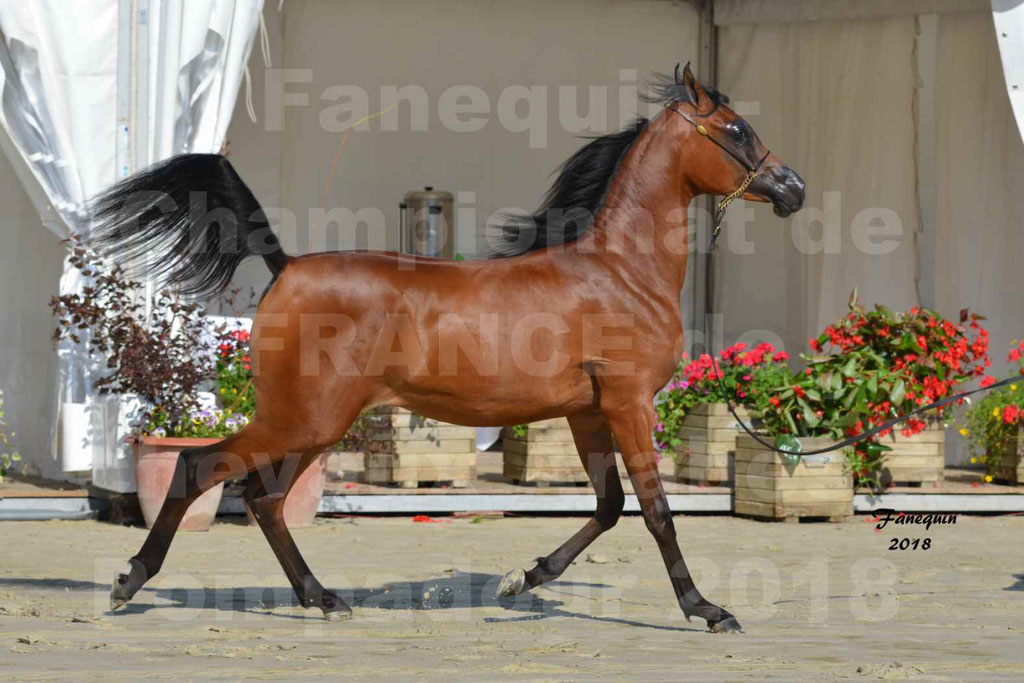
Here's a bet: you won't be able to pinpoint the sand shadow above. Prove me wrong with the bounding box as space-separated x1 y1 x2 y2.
0 573 698 632
1004 573 1024 591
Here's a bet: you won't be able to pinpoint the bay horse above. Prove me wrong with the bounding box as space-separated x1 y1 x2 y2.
96 63 804 633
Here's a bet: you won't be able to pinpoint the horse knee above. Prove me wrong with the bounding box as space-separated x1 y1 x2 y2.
595 488 625 530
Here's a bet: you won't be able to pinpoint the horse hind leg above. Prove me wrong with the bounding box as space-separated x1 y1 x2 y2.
109 421 330 611
244 450 352 621
498 411 625 597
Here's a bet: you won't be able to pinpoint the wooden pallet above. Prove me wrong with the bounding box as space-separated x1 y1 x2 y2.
733 434 853 522
503 418 588 486
673 403 747 486
994 430 1024 485
879 420 945 485
362 408 476 488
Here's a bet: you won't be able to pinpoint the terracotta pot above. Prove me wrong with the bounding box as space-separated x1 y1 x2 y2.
131 437 224 532
245 453 328 528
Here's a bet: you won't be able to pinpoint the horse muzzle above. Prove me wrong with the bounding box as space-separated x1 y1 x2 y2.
751 165 805 217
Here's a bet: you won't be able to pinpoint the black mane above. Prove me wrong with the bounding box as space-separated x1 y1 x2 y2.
488 72 727 257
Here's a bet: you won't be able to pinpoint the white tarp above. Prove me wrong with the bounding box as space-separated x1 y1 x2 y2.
992 0 1024 142
0 0 263 489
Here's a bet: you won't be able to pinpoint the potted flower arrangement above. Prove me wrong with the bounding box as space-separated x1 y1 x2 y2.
51 236 234 531
807 291 989 486
655 342 790 485
959 341 1024 485
731 344 906 520
0 388 21 484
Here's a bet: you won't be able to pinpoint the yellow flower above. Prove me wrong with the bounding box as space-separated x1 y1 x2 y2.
970 457 977 464
959 428 970 436
1012 385 1018 392
985 475 993 483
220 388 226 394
981 456 987 463
993 407 1001 418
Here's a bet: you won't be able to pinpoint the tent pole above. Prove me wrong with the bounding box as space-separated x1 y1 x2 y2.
695 0 719 357
913 13 938 310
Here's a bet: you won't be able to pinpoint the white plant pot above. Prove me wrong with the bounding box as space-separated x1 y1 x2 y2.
90 394 143 493
59 401 93 473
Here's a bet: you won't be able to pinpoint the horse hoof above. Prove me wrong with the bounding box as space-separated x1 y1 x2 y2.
322 606 353 622
497 568 527 597
110 574 132 611
709 615 743 634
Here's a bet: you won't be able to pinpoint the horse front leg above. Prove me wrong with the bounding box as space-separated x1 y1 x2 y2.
604 400 742 634
497 411 625 596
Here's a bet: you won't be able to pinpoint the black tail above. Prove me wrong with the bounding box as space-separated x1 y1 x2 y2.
90 153 288 299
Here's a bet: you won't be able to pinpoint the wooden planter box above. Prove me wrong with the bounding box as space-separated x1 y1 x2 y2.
503 418 588 485
734 434 853 522
879 419 945 486
672 403 748 486
994 430 1024 485
362 408 476 488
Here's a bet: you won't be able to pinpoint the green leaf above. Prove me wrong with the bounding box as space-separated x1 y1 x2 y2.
830 372 843 391
798 398 821 427
867 373 878 394
841 357 857 378
890 379 906 406
776 434 803 464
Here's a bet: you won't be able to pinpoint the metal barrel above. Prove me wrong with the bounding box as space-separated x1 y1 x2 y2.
399 186 455 259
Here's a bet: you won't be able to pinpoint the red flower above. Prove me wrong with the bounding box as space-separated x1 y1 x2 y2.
980 376 996 389
770 396 781 408
773 351 789 362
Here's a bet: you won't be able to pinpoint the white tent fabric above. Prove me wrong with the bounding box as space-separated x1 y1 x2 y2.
715 16 920 355
0 0 263 488
935 10 1024 381
992 0 1024 143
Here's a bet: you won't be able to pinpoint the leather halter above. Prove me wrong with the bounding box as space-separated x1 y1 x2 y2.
666 103 770 251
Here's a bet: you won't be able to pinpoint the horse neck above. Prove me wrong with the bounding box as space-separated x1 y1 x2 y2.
572 124 693 295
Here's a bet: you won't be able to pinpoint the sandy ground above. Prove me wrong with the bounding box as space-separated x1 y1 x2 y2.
0 514 1022 681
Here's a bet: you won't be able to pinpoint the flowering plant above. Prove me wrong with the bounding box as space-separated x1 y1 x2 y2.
761 292 990 487
654 342 790 452
809 291 988 422
145 406 251 439
215 326 255 417
959 341 1024 481
50 235 214 437
0 389 21 483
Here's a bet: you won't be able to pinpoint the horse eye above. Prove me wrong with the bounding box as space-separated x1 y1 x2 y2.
729 123 748 144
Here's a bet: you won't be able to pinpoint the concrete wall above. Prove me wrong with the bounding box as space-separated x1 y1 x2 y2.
227 0 701 300
0 152 65 480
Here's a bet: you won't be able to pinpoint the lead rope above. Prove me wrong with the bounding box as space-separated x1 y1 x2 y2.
665 102 1021 457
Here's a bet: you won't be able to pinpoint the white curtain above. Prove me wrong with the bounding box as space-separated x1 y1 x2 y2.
992 0 1024 142
714 16 920 356
0 0 263 488
935 10 1024 380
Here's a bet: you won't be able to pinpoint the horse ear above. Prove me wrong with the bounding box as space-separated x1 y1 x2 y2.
681 62 702 106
